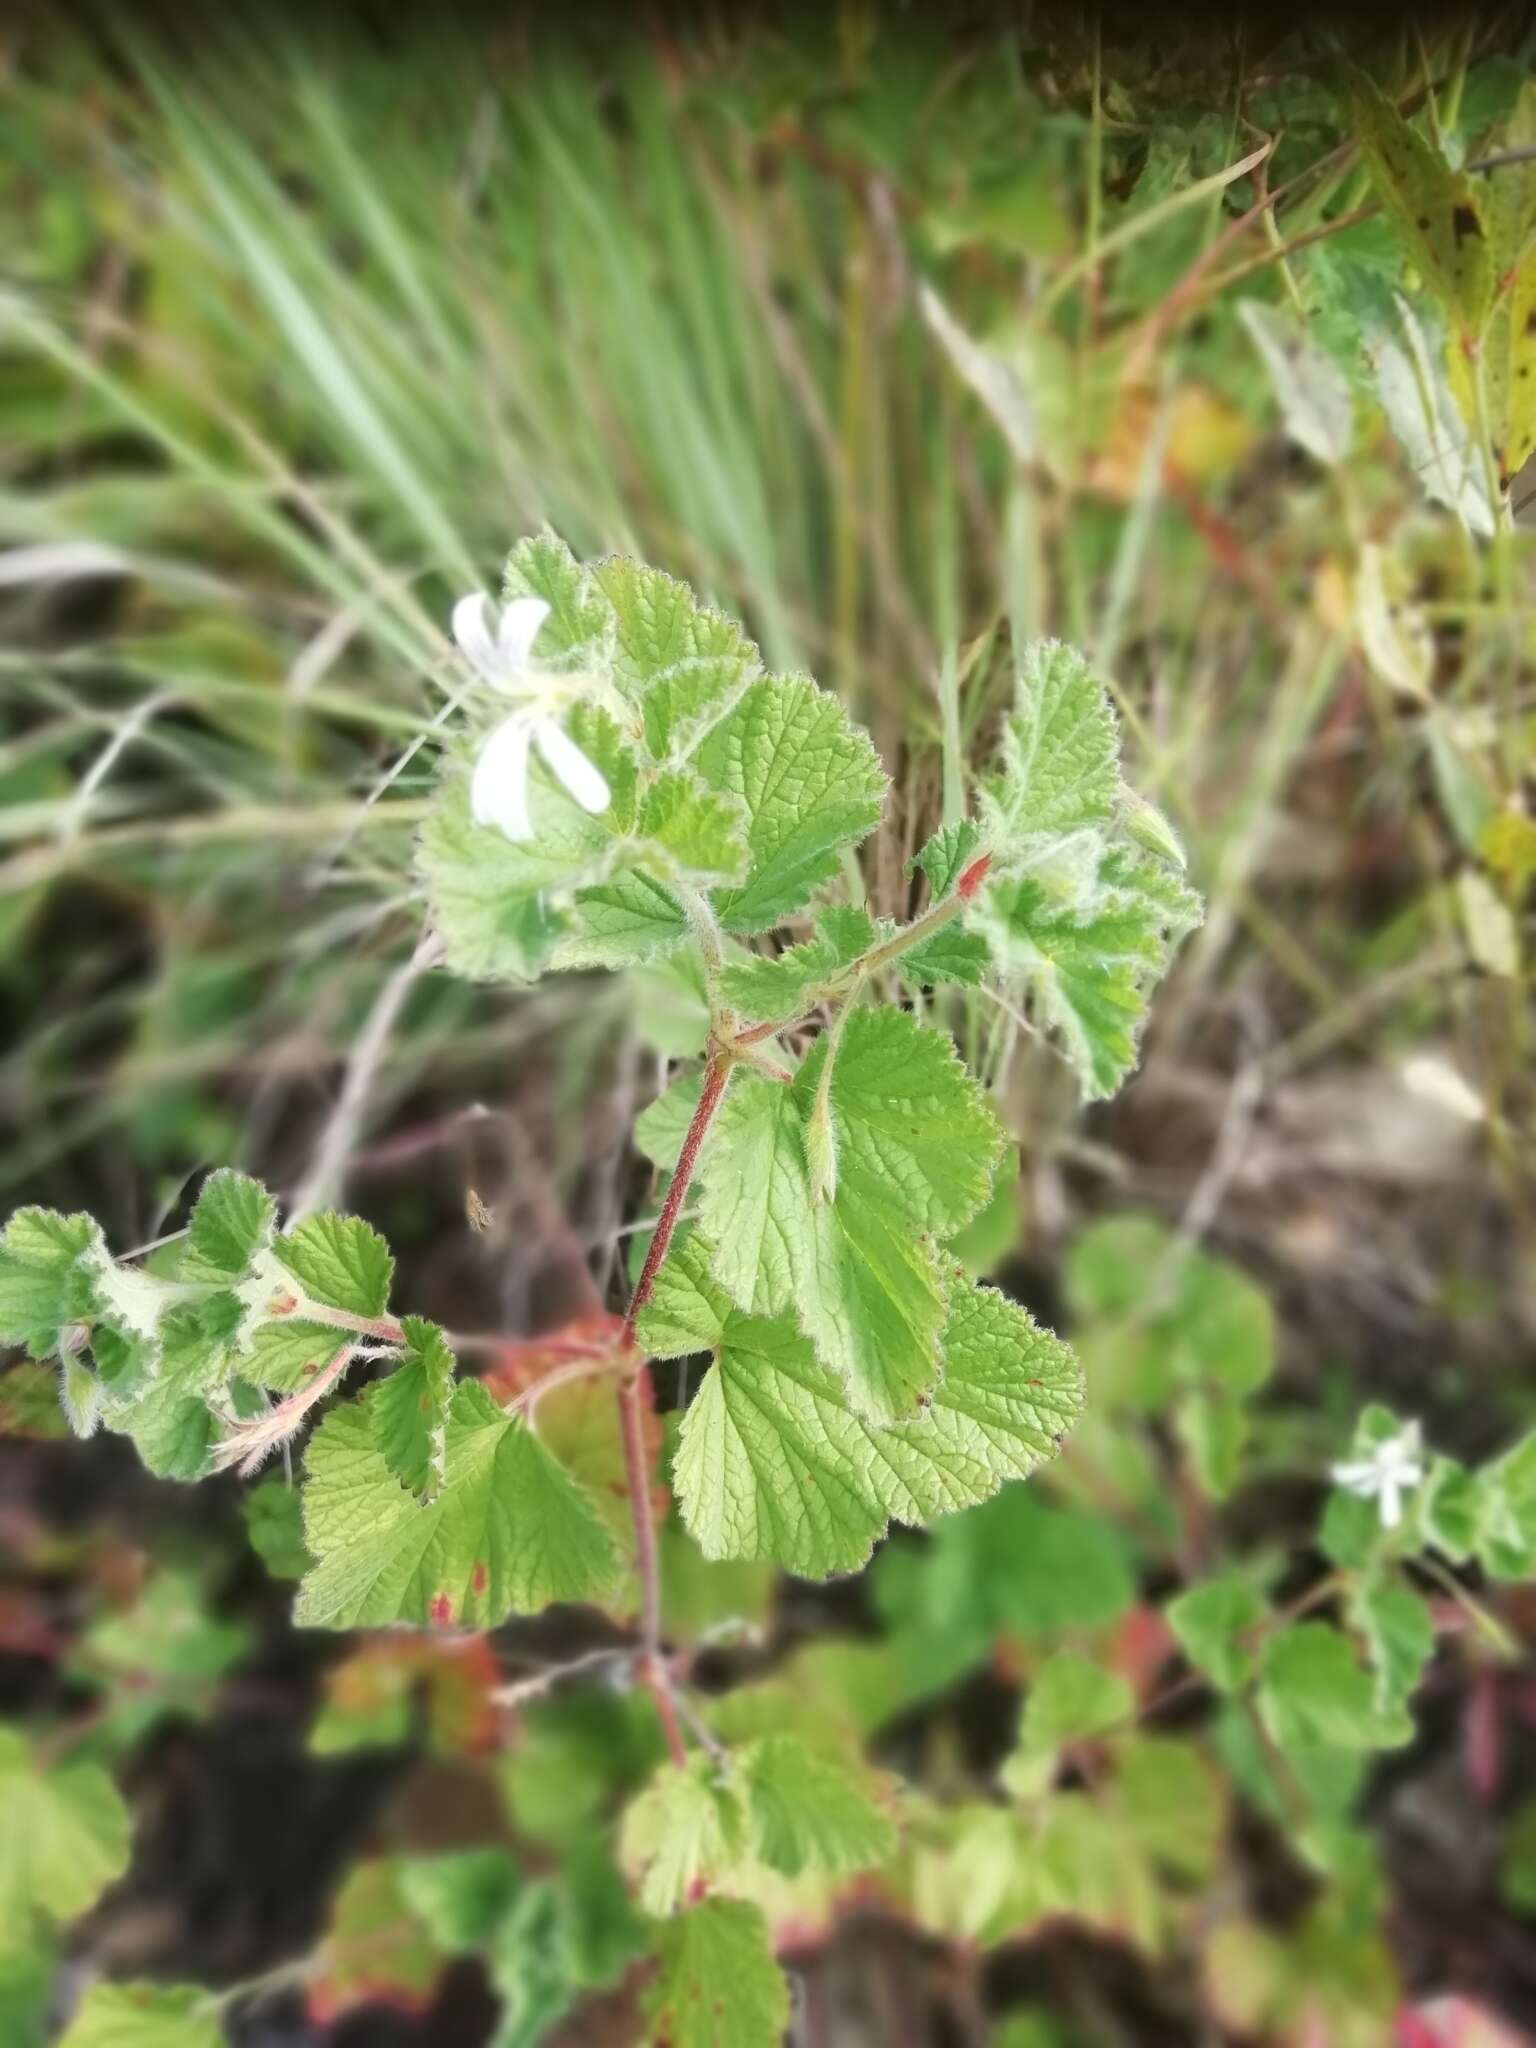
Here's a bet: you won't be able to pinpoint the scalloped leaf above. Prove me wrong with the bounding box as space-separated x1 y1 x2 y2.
296 1380 621 1630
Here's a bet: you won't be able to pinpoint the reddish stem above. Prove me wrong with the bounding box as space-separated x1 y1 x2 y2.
614 1047 734 1767
617 1370 688 1768
620 1050 732 1348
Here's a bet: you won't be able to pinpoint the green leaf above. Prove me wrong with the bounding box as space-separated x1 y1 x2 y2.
1116 1735 1226 1884
700 1009 1004 1420
739 1734 896 1877
642 1900 789 2048
0 1728 132 1929
980 640 1120 858
896 924 992 989
1352 1580 1434 1719
243 1475 312 1580
239 1317 349 1394
398 1848 522 1949
1166 1576 1266 1692
1415 1455 1481 1562
110 1293 245 1480
0 1938 52 2048
118 1378 215 1481
633 1072 704 1172
697 675 887 933
0 1208 99 1359
1476 1428 1536 1579
296 1379 620 1630
56 1983 227 2048
180 1171 275 1284
663 1258 1083 1578
716 906 876 1024
416 776 573 983
910 818 982 898
486 1883 577 2048
635 769 749 885
553 869 691 970
274 1211 393 1318
1259 1622 1411 1754
503 531 611 657
1017 1651 1133 1757
947 1145 1020 1277
1342 66 1493 339
592 556 760 761
370 1316 455 1500
620 1755 746 1915
976 846 1202 1100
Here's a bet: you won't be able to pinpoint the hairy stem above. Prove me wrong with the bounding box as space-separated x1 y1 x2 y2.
614 1046 735 1767
620 1049 733 1347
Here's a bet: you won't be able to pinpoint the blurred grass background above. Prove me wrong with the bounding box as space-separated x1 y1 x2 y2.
3 6 1535 2040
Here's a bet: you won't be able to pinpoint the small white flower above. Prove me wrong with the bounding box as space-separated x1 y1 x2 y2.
452 592 610 842
1331 1419 1425 1529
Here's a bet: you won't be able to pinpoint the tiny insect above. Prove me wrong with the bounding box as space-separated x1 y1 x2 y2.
466 1188 496 1234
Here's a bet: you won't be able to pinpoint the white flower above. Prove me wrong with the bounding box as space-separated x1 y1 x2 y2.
452 592 610 842
1331 1419 1425 1529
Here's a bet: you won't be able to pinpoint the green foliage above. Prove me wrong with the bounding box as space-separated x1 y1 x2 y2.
1166 1576 1266 1692
655 1240 1083 1577
7 27 1536 2046
370 1315 455 1501
56 1984 227 2048
1067 1215 1273 1499
643 1899 789 2048
0 532 1199 2037
0 1729 132 1933
296 1380 622 1629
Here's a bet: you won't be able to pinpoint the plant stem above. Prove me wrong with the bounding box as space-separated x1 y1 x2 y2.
620 1049 733 1347
616 1367 688 1768
614 1046 735 1768
275 1299 407 1346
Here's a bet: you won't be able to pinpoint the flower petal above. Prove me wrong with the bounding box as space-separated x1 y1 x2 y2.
1330 1461 1374 1491
497 596 551 672
452 593 502 684
535 716 610 815
471 714 534 841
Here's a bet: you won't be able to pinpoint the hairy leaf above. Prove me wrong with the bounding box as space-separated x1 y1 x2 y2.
981 640 1120 860
180 1170 276 1285
0 1208 99 1360
503 531 611 657
697 676 886 933
716 906 875 1024
275 1212 394 1319
700 1010 1004 1419
910 818 982 899
371 1316 455 1500
296 1380 620 1630
977 846 1202 1099
660 1253 1083 1579
592 556 760 761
